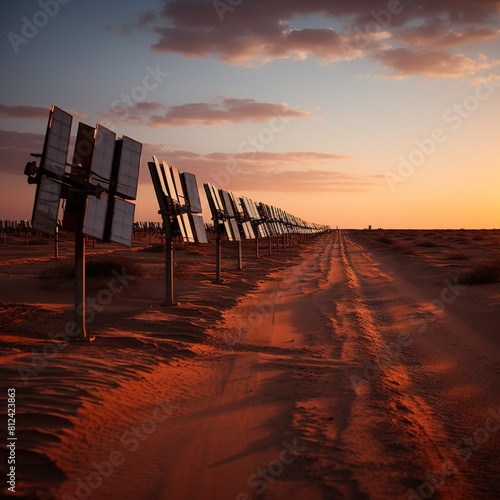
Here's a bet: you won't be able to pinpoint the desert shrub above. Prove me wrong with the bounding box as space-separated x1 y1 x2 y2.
446 252 470 261
39 254 143 279
377 236 393 245
458 260 500 285
29 238 51 245
416 240 440 248
139 244 165 253
393 244 415 255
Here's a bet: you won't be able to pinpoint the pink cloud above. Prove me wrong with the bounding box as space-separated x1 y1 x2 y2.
372 48 497 79
394 22 500 49
112 0 500 76
0 104 87 120
107 97 310 127
140 144 372 193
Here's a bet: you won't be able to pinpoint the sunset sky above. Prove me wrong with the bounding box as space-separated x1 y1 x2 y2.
1 0 499 229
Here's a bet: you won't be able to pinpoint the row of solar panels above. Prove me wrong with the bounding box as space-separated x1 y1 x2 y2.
203 182 327 242
29 106 143 246
148 156 208 244
0 220 33 230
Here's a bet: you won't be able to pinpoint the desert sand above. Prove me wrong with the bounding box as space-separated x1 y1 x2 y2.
1 229 499 499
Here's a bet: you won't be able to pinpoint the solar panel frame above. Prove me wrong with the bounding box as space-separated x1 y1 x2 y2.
40 105 73 177
160 161 178 203
229 219 241 241
181 213 195 243
148 160 168 213
32 177 62 235
220 190 235 218
114 136 142 200
181 172 202 214
109 198 135 246
171 166 186 205
90 124 116 188
246 221 257 239
191 215 208 244
83 193 108 240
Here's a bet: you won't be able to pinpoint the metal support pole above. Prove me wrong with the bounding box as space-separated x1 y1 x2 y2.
276 234 280 251
72 232 93 342
215 234 222 282
268 235 272 255
54 226 59 260
255 236 260 259
163 236 175 305
237 240 243 270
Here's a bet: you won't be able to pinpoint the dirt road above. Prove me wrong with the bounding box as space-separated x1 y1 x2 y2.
53 231 500 500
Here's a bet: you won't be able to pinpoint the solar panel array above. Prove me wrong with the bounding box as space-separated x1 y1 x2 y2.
203 183 327 242
27 105 142 247
148 156 208 244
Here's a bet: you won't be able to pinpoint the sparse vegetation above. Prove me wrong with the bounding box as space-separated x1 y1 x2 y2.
377 236 393 245
458 260 500 285
39 254 143 279
416 240 440 248
446 252 470 261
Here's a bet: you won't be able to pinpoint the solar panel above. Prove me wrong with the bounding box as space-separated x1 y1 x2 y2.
249 199 261 220
83 193 108 240
191 215 208 244
90 124 115 187
212 185 225 212
161 161 178 203
32 177 62 234
181 213 195 243
171 166 186 205
114 136 142 200
72 123 94 172
181 172 202 213
240 221 250 239
220 190 235 217
229 219 241 241
41 105 72 176
109 198 135 246
148 160 168 213
176 214 189 241
204 183 223 215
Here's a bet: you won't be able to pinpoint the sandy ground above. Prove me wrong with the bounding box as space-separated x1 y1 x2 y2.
0 230 499 499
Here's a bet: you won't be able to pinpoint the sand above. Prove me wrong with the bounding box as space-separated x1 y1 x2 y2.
0 229 499 499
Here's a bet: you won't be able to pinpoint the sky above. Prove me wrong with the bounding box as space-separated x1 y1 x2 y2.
0 0 499 229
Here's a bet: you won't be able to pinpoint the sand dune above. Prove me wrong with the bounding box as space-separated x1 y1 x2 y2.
1 230 499 499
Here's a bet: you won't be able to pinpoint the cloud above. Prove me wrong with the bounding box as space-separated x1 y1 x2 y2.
0 129 377 198
108 97 310 126
0 105 49 119
112 0 500 78
394 23 500 50
0 130 45 175
141 144 376 193
230 169 383 193
373 48 499 79
0 104 87 120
